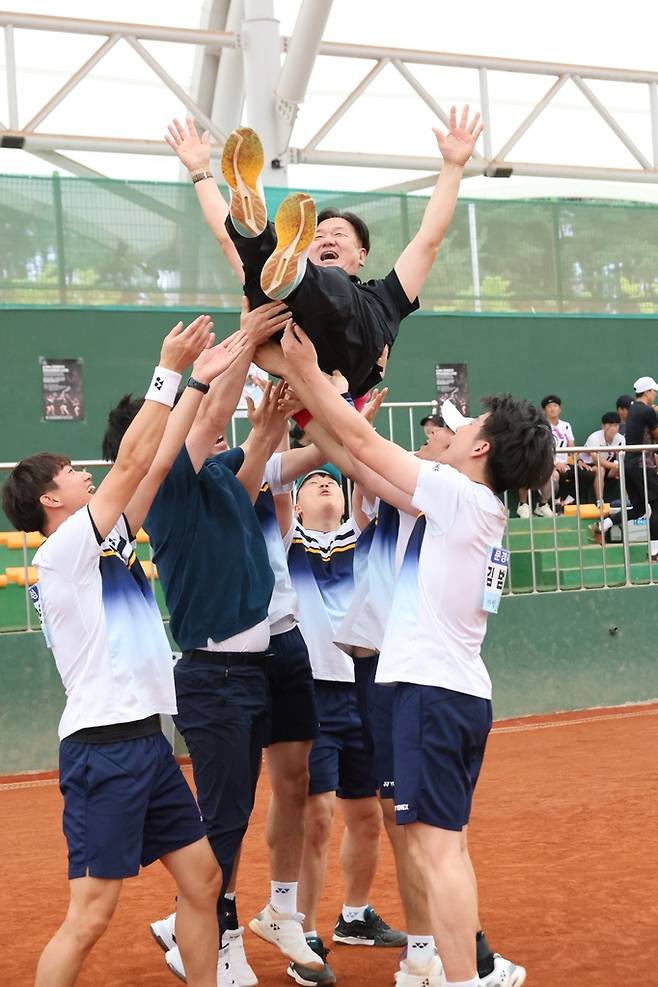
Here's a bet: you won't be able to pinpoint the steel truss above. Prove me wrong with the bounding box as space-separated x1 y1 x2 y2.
2 9 658 190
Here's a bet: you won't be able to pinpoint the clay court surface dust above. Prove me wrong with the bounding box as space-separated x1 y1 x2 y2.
3 703 658 987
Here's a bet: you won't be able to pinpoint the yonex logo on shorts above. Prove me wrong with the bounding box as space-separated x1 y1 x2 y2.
395 803 409 811
381 780 394 788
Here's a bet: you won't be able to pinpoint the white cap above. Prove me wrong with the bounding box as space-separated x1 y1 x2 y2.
440 399 473 433
633 375 658 394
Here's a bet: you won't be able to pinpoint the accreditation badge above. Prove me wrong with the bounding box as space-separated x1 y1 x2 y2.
482 546 509 614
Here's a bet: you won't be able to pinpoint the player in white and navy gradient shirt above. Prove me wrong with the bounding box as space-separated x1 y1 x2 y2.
279 321 553 987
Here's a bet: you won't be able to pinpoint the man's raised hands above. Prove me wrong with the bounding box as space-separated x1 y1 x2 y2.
433 105 484 168
164 117 211 174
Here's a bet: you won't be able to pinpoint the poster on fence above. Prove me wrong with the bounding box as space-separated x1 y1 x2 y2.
40 358 84 421
435 363 469 416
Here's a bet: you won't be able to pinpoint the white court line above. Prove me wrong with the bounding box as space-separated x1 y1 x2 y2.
1 707 657 790
492 705 658 735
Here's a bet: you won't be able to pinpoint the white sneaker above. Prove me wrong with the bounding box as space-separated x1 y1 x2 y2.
164 943 237 986
479 953 527 987
224 927 258 986
249 902 324 970
151 911 177 952
394 954 445 986
516 503 530 519
534 502 554 518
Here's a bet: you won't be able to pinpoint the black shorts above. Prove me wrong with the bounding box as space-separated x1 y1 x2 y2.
267 625 320 745
308 680 378 799
353 654 395 799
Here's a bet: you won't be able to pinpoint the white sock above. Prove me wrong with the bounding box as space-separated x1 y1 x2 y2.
601 517 613 532
406 935 435 969
271 881 298 915
305 929 318 939
445 979 479 987
342 903 367 923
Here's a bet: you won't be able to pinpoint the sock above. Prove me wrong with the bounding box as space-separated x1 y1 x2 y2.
601 517 613 532
445 979 479 987
271 881 298 915
476 929 495 978
305 929 318 939
406 935 435 970
342 903 367 923
222 891 238 931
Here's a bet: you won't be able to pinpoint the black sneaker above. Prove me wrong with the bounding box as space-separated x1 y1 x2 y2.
332 906 406 947
287 936 336 986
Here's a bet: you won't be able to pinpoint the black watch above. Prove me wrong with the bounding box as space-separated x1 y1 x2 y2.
187 376 210 394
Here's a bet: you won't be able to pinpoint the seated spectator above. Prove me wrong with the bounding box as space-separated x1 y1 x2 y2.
616 394 633 436
579 412 625 503
541 393 591 507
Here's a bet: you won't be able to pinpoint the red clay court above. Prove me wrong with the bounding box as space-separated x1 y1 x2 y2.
4 702 658 987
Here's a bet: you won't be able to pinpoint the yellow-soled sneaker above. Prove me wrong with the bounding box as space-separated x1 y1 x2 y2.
221 127 267 237
260 192 317 300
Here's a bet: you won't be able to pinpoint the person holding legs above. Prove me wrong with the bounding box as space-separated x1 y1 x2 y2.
1 316 242 987
278 321 554 987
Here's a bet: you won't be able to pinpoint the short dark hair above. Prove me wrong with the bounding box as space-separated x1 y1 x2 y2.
479 394 554 495
616 394 633 410
317 208 370 254
2 452 71 534
420 414 445 428
102 394 144 462
601 412 621 425
540 394 562 409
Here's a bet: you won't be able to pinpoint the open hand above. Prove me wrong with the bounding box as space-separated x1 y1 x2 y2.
433 105 484 167
241 297 291 346
363 387 388 426
160 315 215 372
165 117 211 173
192 328 247 384
276 382 305 418
281 320 319 374
246 379 288 441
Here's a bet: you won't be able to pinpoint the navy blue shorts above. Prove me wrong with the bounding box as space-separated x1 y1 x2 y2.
308 680 378 800
353 654 395 799
392 683 492 831
267 626 320 745
173 656 270 898
59 730 205 880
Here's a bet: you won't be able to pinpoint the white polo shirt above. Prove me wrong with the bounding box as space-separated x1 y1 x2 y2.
376 461 506 699
580 429 625 465
33 507 177 740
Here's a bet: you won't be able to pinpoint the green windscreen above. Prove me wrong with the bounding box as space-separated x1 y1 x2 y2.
1 173 657 313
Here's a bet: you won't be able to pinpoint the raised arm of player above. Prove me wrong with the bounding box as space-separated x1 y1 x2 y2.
186 299 290 471
281 322 422 497
394 105 483 304
123 328 247 533
237 380 288 502
165 116 244 281
89 316 214 539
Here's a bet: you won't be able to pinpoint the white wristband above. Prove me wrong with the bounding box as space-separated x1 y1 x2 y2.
145 366 182 407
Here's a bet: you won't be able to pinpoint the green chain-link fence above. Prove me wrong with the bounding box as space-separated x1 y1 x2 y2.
2 173 658 312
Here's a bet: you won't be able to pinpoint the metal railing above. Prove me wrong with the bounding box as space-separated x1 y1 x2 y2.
4 422 652 634
503 443 658 595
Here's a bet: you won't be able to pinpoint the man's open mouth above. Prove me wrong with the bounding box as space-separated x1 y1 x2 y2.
320 250 339 261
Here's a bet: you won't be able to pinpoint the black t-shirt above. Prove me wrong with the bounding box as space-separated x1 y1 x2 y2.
289 266 419 396
624 401 658 468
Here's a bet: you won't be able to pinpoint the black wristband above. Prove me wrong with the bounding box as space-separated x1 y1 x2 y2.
187 376 210 394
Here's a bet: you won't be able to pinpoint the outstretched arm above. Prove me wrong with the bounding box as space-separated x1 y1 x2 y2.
165 116 244 282
394 105 483 304
90 317 213 539
124 329 247 533
281 322 422 497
